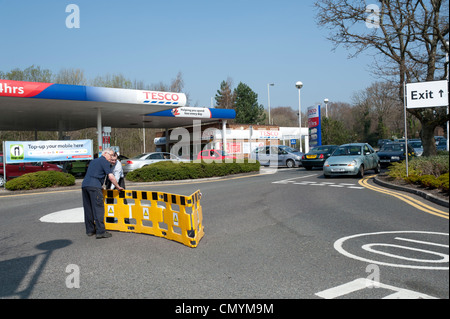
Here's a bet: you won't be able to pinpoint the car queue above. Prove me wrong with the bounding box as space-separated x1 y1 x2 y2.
2 137 444 186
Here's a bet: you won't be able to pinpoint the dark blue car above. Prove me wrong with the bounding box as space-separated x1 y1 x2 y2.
377 142 415 167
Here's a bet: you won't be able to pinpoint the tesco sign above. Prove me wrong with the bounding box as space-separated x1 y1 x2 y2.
140 90 187 106
307 105 322 147
255 130 280 139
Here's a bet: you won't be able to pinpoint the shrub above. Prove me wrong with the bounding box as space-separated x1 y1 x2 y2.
387 155 449 193
417 175 440 189
438 173 449 192
126 160 261 182
5 171 76 191
387 161 423 180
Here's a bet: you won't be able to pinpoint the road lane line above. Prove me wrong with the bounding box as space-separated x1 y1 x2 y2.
359 176 448 219
272 174 318 184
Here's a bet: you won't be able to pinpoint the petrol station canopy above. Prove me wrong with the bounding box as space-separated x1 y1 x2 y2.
0 79 235 132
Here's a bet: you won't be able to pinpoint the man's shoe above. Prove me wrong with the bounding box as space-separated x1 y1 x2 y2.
87 232 95 237
96 232 112 239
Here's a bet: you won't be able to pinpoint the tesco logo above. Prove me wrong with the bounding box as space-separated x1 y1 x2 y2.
143 91 180 102
308 108 319 116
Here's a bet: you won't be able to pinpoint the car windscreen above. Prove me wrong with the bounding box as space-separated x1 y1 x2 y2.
408 142 422 148
279 146 295 153
333 145 362 156
131 153 148 159
312 146 335 153
380 144 404 152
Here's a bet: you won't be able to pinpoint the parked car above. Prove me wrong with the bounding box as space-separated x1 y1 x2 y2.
377 142 415 167
196 149 236 161
435 136 446 144
408 139 423 156
301 145 339 170
63 160 90 176
323 143 380 178
123 152 189 174
377 139 391 149
250 145 304 168
0 152 62 187
436 139 448 151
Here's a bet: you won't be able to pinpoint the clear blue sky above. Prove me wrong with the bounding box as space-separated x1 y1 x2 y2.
0 0 377 112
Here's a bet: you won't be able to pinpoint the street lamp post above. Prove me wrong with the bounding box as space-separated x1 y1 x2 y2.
324 98 329 118
295 81 303 152
267 83 274 125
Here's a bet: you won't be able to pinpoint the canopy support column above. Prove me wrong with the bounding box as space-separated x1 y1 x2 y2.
97 108 102 155
222 120 227 153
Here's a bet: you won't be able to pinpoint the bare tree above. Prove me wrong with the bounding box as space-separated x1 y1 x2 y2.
91 73 133 89
315 0 449 156
270 106 299 126
54 68 87 85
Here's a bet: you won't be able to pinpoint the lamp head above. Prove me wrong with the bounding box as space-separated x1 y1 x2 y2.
295 81 303 89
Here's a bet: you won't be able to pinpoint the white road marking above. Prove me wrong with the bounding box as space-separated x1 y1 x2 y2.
40 207 84 223
315 278 438 299
334 231 449 270
272 174 318 184
273 178 365 190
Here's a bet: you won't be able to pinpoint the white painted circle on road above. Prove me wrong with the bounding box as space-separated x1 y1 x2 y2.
40 207 84 223
334 231 449 270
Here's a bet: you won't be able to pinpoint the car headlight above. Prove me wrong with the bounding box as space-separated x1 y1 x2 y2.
347 160 357 167
391 156 400 160
324 160 329 167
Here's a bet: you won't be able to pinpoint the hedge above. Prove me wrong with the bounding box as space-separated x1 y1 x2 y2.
126 160 261 182
5 171 76 191
387 154 449 193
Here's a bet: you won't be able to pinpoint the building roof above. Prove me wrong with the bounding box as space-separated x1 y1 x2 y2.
0 79 235 131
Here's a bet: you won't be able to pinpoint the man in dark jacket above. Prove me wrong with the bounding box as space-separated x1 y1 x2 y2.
82 148 124 239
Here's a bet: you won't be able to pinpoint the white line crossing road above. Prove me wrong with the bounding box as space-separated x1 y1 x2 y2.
273 176 365 190
315 278 438 299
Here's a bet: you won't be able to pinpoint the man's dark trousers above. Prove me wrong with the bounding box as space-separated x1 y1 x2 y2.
82 186 106 235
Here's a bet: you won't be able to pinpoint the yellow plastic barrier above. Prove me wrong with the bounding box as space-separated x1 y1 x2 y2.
102 189 204 248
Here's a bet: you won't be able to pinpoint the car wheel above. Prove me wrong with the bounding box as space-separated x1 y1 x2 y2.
286 159 295 168
374 162 381 174
357 165 364 178
0 175 4 187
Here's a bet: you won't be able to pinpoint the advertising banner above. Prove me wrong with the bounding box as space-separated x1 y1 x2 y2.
4 140 93 164
147 107 236 119
308 105 322 148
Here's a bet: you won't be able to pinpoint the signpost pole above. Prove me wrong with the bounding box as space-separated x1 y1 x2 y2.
446 44 449 151
2 141 6 189
403 82 409 177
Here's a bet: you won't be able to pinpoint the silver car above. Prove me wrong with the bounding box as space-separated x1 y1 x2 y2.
123 152 189 174
323 143 380 178
250 145 304 168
